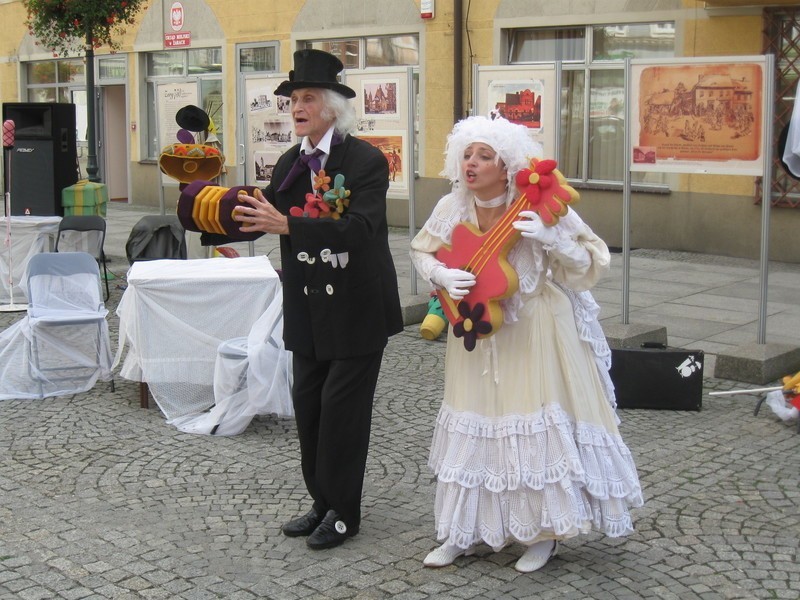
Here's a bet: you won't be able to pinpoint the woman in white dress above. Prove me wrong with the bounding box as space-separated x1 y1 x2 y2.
410 116 643 573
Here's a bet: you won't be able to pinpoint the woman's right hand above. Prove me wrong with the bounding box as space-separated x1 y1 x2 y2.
430 266 476 301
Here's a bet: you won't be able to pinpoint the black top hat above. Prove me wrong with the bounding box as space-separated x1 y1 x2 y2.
176 105 211 133
274 49 356 99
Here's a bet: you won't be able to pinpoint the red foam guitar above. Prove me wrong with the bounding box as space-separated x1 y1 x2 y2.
435 158 578 351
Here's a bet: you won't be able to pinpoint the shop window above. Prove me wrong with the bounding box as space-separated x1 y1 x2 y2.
303 35 419 69
764 7 800 208
508 23 675 188
26 59 84 99
239 45 278 73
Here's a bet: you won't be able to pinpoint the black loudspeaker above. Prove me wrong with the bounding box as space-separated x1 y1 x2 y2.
609 343 704 411
2 102 78 216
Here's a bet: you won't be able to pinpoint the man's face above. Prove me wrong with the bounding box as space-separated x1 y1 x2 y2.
290 88 334 145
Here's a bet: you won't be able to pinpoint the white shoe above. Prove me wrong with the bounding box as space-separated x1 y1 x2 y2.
423 542 476 567
514 540 558 573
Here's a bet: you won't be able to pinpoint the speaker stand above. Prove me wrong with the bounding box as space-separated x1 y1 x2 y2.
2 158 27 312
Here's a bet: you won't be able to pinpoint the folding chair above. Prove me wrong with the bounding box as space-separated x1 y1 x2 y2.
26 251 114 399
54 215 111 301
126 215 187 264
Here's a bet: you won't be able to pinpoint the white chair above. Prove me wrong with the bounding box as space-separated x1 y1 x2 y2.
54 215 111 301
25 251 114 399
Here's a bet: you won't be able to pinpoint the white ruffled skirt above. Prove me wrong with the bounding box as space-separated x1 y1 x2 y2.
429 282 643 550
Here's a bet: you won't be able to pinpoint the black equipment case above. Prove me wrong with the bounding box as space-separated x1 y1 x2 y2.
609 343 704 411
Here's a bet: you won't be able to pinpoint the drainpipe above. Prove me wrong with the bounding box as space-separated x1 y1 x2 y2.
454 0 463 123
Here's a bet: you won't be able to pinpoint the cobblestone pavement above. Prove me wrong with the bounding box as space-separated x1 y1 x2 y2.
1 240 799 599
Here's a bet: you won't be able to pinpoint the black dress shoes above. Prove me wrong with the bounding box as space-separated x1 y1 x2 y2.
306 510 359 550
281 508 325 537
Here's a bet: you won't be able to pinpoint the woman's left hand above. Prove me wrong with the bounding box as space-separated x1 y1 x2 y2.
514 211 559 245
232 188 289 235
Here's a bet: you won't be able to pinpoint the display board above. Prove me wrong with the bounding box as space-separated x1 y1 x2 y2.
629 56 766 176
474 64 557 158
243 74 292 187
344 67 414 199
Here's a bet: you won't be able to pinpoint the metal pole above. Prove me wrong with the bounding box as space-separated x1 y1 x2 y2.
757 54 775 344
408 66 418 295
622 58 632 324
85 26 99 182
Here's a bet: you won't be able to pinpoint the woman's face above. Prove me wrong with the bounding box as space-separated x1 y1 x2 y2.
461 142 507 200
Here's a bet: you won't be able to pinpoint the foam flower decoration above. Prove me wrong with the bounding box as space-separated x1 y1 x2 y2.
452 300 492 352
289 193 331 218
322 173 352 220
313 169 331 193
514 157 579 227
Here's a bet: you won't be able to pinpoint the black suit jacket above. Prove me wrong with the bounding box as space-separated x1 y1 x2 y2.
262 134 404 360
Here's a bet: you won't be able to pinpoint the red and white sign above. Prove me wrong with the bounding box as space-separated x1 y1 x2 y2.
170 1 184 31
164 32 191 48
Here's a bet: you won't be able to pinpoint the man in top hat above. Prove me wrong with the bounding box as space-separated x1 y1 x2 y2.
232 49 404 550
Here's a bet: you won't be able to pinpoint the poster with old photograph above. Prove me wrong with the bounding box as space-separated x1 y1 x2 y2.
359 132 407 192
630 56 765 175
244 75 291 186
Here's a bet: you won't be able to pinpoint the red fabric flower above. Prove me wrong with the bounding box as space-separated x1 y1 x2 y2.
514 157 578 226
289 193 331 218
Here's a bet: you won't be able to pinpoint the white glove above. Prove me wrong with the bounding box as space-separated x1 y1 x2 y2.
513 210 560 246
430 266 476 301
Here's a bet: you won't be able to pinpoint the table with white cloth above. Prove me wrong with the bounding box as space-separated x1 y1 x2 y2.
0 215 61 303
114 256 281 419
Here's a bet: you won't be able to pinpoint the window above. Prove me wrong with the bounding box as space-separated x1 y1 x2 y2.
238 45 278 73
303 35 419 69
765 7 800 208
143 48 223 159
509 23 675 187
25 59 84 103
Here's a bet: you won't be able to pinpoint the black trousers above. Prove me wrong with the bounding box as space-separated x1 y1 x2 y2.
291 349 384 528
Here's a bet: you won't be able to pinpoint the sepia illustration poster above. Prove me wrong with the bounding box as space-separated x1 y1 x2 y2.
630 57 765 175
359 132 406 192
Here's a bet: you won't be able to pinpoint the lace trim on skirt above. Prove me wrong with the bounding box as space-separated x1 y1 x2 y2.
428 403 644 549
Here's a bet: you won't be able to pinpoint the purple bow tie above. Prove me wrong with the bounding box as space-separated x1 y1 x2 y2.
278 148 324 192
277 133 344 192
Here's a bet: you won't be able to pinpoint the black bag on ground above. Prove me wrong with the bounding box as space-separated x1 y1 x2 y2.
609 343 703 411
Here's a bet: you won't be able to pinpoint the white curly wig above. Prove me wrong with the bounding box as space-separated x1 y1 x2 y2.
441 115 543 204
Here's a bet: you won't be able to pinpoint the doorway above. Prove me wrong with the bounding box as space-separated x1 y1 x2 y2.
99 85 129 202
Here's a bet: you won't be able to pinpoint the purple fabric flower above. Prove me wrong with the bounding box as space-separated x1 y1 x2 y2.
452 300 492 351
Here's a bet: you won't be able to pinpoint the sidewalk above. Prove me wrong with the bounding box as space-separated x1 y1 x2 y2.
0 202 798 599
104 201 800 375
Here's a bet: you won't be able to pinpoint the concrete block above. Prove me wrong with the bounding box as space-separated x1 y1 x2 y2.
713 342 800 384
400 293 431 326
602 322 668 350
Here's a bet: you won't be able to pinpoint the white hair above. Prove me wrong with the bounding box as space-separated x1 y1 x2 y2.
321 89 357 136
441 115 543 205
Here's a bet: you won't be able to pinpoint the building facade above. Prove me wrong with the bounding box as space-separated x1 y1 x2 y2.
1 0 799 261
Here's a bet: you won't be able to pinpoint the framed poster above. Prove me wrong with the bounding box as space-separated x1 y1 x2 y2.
244 74 292 186
362 79 399 119
157 82 198 184
630 56 766 175
359 131 408 193
345 67 413 199
475 64 557 158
